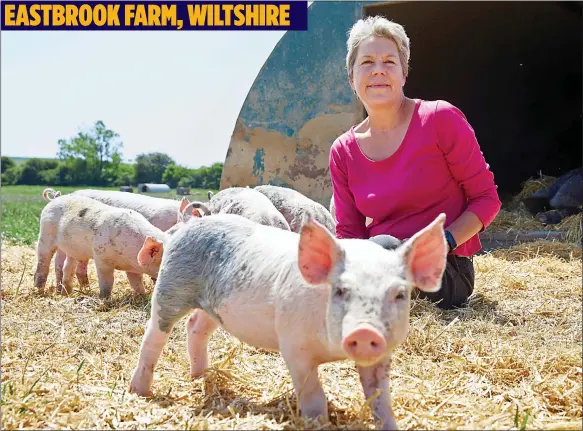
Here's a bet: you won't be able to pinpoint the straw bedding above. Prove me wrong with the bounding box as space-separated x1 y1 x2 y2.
488 174 582 245
1 237 581 430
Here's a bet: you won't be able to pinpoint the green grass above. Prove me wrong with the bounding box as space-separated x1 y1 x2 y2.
1 185 215 246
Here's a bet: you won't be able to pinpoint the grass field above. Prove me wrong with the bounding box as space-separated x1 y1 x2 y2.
0 185 215 246
1 185 581 430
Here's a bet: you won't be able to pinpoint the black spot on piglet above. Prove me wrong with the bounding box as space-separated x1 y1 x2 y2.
78 208 89 217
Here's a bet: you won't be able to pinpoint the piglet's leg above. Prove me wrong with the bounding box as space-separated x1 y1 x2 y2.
186 309 219 379
126 272 146 295
34 239 57 292
76 260 90 287
280 344 327 421
62 256 78 295
54 249 66 294
357 357 397 430
129 292 188 397
93 259 115 299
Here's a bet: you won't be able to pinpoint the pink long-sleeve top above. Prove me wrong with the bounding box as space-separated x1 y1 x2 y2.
329 99 502 257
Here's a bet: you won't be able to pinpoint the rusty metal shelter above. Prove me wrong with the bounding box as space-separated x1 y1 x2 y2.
220 1 582 206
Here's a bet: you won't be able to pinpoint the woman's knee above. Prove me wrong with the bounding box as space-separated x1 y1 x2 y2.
416 257 475 309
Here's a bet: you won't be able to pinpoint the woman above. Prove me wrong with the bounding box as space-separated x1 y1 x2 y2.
329 15 502 309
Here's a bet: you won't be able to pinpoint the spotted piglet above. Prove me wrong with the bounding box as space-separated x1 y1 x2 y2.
129 212 448 429
189 186 291 230
34 194 183 298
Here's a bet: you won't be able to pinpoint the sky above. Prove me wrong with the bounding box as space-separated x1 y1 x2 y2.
1 27 290 169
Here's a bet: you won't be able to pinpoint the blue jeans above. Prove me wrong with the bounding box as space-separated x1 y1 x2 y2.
368 234 475 309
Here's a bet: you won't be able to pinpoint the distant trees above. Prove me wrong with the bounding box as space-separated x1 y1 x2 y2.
1 156 19 185
1 120 223 190
56 120 123 186
19 159 59 185
134 152 175 185
163 161 223 190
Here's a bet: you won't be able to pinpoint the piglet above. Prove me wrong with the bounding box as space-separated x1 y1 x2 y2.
188 186 290 230
69 188 185 231
254 184 336 234
128 212 448 429
43 188 188 290
34 194 181 298
329 194 337 223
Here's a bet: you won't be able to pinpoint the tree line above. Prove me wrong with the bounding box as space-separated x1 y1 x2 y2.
1 120 223 190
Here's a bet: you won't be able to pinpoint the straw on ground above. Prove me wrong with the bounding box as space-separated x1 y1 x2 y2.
1 239 581 430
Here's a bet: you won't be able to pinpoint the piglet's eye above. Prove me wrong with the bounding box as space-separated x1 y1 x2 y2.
395 291 406 301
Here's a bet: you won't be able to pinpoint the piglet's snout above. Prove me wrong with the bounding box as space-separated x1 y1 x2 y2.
342 323 386 361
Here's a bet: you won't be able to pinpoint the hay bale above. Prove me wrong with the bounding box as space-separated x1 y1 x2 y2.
557 213 583 245
515 174 557 202
490 172 581 238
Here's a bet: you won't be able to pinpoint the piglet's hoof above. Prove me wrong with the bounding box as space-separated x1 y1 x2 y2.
128 368 154 397
128 382 153 398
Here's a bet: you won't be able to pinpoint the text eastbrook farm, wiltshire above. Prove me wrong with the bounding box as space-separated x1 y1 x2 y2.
3 2 299 30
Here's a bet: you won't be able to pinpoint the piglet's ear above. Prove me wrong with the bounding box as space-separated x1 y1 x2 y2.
298 218 344 285
398 213 448 293
177 198 190 223
181 203 203 222
180 197 190 212
138 236 164 266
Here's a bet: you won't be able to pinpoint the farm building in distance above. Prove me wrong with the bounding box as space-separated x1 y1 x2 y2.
219 1 582 206
137 183 171 193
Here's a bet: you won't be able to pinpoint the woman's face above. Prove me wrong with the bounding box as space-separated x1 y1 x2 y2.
350 36 406 110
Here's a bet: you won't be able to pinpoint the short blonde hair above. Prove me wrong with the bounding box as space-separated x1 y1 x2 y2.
346 15 411 78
